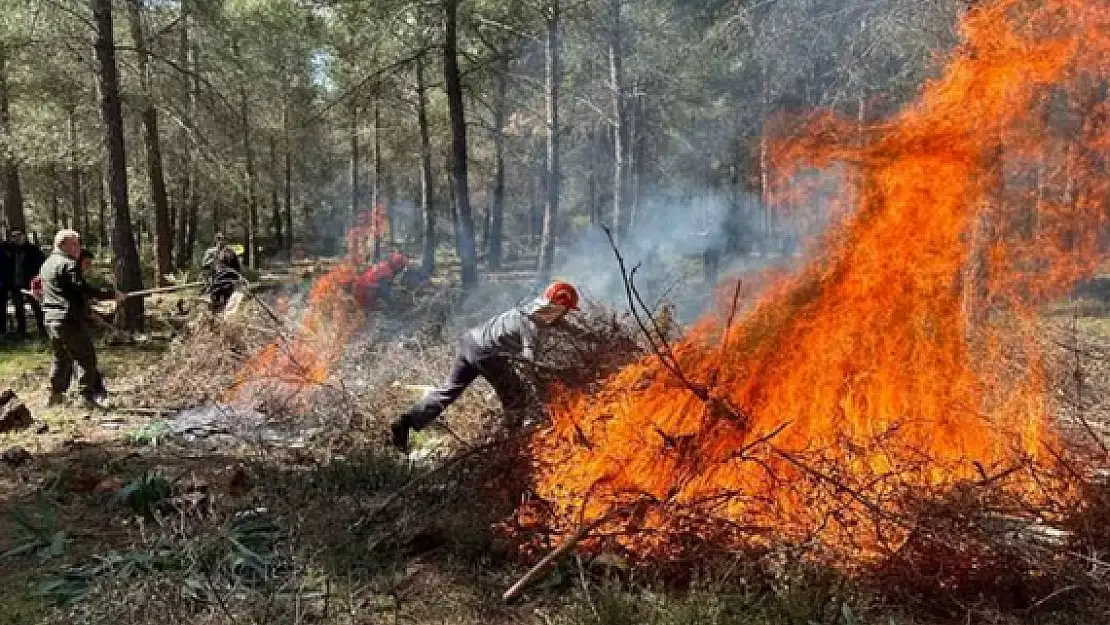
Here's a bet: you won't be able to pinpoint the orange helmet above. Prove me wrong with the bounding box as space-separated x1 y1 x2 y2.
543 281 579 310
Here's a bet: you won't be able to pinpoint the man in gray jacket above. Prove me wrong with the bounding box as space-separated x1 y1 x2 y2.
39 230 126 409
390 281 580 451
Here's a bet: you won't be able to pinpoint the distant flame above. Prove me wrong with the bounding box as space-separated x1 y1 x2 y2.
525 0 1107 564
226 218 404 411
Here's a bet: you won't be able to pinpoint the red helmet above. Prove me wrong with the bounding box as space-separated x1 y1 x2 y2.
543 281 579 310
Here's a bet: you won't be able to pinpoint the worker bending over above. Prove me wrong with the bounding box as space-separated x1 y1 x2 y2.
390 281 579 451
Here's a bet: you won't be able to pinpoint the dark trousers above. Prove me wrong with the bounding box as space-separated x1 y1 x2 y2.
209 285 234 312
404 336 529 430
45 320 103 398
1 288 45 335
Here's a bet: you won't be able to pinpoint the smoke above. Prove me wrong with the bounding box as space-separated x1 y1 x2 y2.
543 178 845 323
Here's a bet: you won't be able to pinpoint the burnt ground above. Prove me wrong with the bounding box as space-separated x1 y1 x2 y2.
1 261 1110 625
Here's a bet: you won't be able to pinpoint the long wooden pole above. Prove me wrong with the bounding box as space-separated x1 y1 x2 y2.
121 281 205 298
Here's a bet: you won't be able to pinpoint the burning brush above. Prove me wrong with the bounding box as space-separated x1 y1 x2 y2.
224 225 411 412
516 0 1110 577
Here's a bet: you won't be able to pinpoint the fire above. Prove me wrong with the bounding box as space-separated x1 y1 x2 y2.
226 217 405 411
526 0 1109 564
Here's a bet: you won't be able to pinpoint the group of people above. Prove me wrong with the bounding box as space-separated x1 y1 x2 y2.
6 221 584 446
0 227 47 339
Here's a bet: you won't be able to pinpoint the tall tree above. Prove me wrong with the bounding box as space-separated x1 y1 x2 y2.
68 106 83 235
233 37 259 270
371 95 382 259
127 0 172 285
269 135 282 250
608 0 630 239
93 0 143 329
0 44 24 230
282 104 293 251
487 48 509 270
416 52 436 276
348 100 360 229
48 163 60 227
444 0 478 289
536 0 561 282
174 0 195 269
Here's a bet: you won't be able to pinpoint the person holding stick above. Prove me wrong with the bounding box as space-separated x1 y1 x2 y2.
39 230 127 409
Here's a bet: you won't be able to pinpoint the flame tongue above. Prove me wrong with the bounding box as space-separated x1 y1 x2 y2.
226 219 396 411
528 0 1107 562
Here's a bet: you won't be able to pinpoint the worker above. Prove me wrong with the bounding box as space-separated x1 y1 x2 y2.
201 233 242 312
352 265 380 310
39 230 126 409
1 227 46 339
389 281 580 451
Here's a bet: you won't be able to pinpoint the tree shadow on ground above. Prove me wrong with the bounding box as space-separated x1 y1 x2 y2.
0 424 541 624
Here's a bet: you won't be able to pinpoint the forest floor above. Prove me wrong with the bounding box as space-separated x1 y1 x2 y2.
1 259 1110 625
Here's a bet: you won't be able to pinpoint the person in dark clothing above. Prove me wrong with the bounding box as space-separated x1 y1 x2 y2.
1 227 46 338
389 281 580 451
39 230 126 409
201 233 243 312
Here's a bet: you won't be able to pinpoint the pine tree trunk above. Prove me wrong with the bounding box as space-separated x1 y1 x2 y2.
234 38 258 271
187 38 200 261
269 136 282 252
372 96 382 258
0 45 25 231
349 101 360 231
608 0 629 239
444 0 478 289
416 53 436 276
69 108 83 232
588 125 600 226
536 0 561 283
283 105 293 251
630 89 643 226
127 0 172 285
80 168 89 237
49 163 60 228
94 0 144 329
97 161 108 248
488 49 509 270
174 0 192 269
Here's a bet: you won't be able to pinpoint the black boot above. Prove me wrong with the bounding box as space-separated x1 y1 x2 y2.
389 415 411 452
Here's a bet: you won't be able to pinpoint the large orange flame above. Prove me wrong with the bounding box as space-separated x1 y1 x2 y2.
527 0 1109 563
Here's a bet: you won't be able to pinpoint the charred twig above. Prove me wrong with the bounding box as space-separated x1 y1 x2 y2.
602 225 708 401
719 279 744 359
726 421 792 461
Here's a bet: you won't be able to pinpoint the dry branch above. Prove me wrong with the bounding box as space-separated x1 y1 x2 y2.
502 517 602 601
